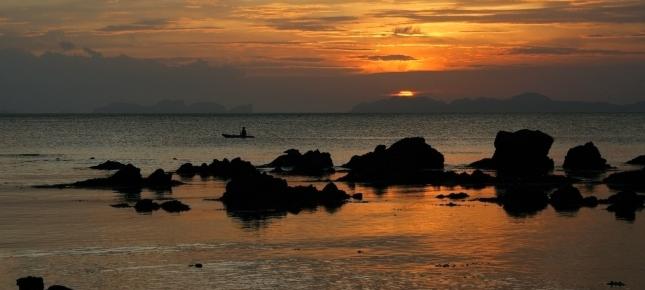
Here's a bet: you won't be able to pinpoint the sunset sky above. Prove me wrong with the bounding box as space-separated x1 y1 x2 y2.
1 0 644 112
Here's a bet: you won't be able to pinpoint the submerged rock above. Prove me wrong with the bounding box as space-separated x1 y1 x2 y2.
90 160 127 170
436 192 470 200
17 276 44 290
604 191 645 221
497 187 550 217
562 142 610 170
47 286 73 290
470 129 554 175
604 168 645 190
343 137 444 172
160 200 191 213
134 199 160 213
176 158 257 179
265 149 334 175
626 155 645 165
549 185 584 211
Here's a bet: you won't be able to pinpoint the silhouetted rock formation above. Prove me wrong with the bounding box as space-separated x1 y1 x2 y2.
90 160 127 170
176 158 256 179
601 191 645 221
626 155 645 165
160 200 191 213
340 167 495 187
604 168 645 190
562 142 610 170
436 192 469 200
134 199 160 213
470 129 554 176
16 276 73 290
549 185 584 211
39 164 181 191
218 164 350 213
17 276 44 290
264 149 335 175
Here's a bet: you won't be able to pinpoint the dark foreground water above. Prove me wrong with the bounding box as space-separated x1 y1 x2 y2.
1 113 645 289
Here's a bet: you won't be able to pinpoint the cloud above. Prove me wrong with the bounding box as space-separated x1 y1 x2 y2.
371 2 645 24
98 18 222 34
262 16 357 31
366 54 417 61
393 26 422 36
507 46 645 56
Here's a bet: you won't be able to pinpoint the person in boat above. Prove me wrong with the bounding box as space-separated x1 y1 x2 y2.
240 127 247 137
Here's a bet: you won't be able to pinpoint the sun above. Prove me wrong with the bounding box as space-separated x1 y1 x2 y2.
394 90 415 97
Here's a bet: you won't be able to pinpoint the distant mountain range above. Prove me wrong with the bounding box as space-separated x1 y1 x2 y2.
93 100 253 114
350 93 645 113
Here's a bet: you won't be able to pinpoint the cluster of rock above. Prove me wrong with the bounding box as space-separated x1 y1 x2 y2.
39 164 181 192
262 149 334 175
176 158 256 178
17 276 72 290
111 199 191 213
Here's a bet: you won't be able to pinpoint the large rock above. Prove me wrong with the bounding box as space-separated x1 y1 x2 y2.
604 168 645 190
90 160 127 170
344 137 444 172
471 129 554 175
265 149 334 175
626 155 645 165
562 142 610 170
17 276 44 290
549 185 584 211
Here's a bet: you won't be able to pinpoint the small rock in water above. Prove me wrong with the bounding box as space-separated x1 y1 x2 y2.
47 286 74 290
109 203 131 208
436 192 469 200
160 200 191 213
351 193 363 200
607 281 625 287
134 199 160 213
17 276 44 290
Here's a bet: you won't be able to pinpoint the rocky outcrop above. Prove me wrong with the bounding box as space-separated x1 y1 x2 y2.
160 200 191 213
264 149 334 175
601 191 645 221
90 160 127 170
470 129 554 175
549 185 584 211
343 137 444 172
134 199 160 213
176 158 256 179
436 192 469 200
604 168 645 190
626 155 645 165
17 276 44 290
562 142 610 170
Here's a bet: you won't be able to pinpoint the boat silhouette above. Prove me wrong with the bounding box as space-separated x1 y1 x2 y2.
223 127 254 138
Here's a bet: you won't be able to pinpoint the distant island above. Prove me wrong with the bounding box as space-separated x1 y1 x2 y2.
350 93 645 113
93 100 253 114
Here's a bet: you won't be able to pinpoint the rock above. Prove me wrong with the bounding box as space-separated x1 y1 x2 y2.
47 286 73 290
549 185 584 211
582 196 599 208
436 192 469 200
265 149 335 175
176 162 197 177
471 129 554 175
160 200 191 213
351 193 363 200
604 168 645 190
343 137 444 174
17 276 44 290
109 203 131 208
90 160 127 170
497 187 550 217
145 169 176 189
605 191 645 221
627 155 645 165
562 142 610 170
607 281 625 287
176 158 257 179
134 199 160 213
194 263 203 268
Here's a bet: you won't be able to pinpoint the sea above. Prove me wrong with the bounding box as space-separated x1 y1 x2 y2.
1 113 645 289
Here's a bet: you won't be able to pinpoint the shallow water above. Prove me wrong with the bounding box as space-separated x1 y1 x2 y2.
1 113 645 289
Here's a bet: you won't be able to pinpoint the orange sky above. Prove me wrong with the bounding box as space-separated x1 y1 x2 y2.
1 0 644 75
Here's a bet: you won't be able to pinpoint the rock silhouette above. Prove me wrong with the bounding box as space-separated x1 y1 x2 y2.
134 199 160 213
436 192 469 200
470 129 554 175
601 191 645 221
340 167 495 187
90 160 127 170
497 186 550 217
549 185 584 211
343 137 444 172
176 158 256 179
626 155 645 165
264 149 334 175
562 142 610 170
604 168 645 190
17 276 44 290
160 200 191 212
47 286 73 290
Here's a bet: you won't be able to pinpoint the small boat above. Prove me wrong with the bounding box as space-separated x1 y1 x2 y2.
223 126 254 138
222 133 254 139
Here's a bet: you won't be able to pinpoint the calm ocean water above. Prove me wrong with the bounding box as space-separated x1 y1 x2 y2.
1 113 645 289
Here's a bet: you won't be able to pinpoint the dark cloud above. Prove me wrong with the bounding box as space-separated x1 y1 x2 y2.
98 18 221 33
393 26 421 35
277 57 325 62
263 16 357 31
366 54 417 61
371 2 645 24
508 46 645 55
